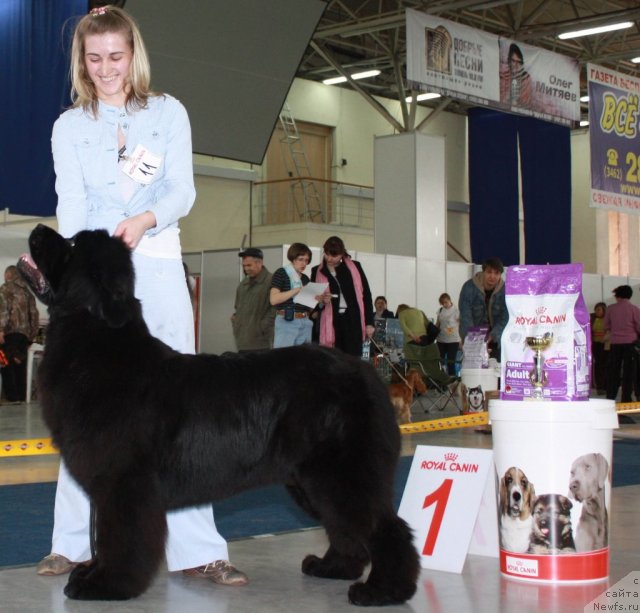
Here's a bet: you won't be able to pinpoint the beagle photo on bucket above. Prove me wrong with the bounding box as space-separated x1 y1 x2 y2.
498 466 536 553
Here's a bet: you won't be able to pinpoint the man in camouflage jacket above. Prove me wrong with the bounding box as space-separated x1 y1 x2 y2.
0 265 39 402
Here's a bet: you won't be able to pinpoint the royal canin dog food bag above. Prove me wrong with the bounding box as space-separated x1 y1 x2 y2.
500 263 591 401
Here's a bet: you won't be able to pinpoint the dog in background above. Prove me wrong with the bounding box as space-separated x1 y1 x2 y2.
388 369 427 424
461 384 485 413
498 467 536 553
568 453 609 551
528 494 576 554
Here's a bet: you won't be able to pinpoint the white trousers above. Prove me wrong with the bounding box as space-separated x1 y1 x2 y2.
52 462 229 571
48 252 229 570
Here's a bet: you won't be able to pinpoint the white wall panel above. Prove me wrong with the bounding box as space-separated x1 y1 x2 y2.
416 259 446 319
353 251 386 307
386 255 416 313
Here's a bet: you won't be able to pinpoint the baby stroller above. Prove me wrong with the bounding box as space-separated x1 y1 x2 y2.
404 341 460 412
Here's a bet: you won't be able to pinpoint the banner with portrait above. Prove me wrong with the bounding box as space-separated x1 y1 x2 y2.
588 63 640 215
406 9 580 127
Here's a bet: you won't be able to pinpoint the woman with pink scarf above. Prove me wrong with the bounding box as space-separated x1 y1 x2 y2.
311 236 375 356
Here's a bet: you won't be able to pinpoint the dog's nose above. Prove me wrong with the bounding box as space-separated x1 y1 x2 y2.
513 492 521 502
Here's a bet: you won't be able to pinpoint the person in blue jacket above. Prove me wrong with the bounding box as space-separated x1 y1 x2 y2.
36 5 247 588
458 257 508 362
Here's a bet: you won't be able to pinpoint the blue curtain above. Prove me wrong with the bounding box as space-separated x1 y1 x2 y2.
467 108 520 266
518 117 571 264
0 0 86 217
467 108 572 266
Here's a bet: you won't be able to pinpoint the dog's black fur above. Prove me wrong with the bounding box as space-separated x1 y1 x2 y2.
21 225 419 606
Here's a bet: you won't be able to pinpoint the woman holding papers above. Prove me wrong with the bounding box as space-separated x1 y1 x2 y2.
270 243 317 347
311 236 375 357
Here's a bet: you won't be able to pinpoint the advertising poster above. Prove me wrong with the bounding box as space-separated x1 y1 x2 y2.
588 63 640 215
406 9 580 127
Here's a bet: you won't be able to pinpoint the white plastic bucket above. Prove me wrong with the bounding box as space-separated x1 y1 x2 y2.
489 398 618 583
460 367 499 413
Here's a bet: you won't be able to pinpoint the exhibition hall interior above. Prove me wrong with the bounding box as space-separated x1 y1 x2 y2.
1 1 640 612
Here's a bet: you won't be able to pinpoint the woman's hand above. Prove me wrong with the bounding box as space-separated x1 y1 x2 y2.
318 290 332 305
113 211 156 249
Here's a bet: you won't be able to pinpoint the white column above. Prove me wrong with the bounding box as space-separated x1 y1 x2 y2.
374 132 447 261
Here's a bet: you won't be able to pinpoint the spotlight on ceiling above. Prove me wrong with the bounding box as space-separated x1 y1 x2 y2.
322 69 381 85
405 92 442 103
558 22 633 40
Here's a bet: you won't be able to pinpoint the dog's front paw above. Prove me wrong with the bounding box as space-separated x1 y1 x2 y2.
301 554 363 580
348 581 412 606
64 566 131 601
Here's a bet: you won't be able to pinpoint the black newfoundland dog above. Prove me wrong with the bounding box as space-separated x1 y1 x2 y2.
19 225 419 606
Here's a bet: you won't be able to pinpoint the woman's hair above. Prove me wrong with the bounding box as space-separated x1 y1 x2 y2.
438 293 451 305
323 236 349 258
374 296 387 304
508 43 524 64
69 5 156 116
287 242 312 263
395 304 410 316
594 302 607 313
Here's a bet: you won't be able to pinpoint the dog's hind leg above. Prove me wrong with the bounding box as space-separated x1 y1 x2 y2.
287 481 369 579
64 471 167 600
291 473 419 604
347 514 420 606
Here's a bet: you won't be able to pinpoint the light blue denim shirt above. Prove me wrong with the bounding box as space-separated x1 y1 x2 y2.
51 94 195 239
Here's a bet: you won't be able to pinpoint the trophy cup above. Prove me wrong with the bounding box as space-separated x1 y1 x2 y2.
526 332 553 399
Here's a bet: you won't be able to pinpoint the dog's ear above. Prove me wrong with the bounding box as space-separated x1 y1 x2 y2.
594 453 609 489
528 480 536 509
97 283 134 328
498 473 508 511
91 233 137 328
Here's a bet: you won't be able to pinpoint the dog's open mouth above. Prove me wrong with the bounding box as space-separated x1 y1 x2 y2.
18 253 50 300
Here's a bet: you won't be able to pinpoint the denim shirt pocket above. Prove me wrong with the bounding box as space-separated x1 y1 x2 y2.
72 133 105 189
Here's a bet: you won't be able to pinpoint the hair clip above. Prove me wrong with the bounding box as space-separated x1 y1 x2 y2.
89 6 109 17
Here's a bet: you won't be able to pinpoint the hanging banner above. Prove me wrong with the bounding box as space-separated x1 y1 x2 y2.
406 9 580 127
588 63 640 215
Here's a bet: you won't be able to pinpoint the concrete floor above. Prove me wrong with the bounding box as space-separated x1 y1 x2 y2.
0 395 638 613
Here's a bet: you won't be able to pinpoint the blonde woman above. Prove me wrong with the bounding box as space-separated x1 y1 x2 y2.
37 5 247 587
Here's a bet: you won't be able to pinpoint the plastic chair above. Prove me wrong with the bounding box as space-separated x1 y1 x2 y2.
26 343 44 402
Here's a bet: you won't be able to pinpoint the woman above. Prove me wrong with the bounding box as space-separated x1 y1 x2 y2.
590 302 608 395
37 6 247 586
374 296 394 320
270 243 315 347
397 304 453 388
311 236 374 356
436 293 461 376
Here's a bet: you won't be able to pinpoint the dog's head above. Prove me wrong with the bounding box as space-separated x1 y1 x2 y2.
530 494 573 545
18 224 138 328
467 385 485 412
499 467 535 519
568 453 609 502
406 369 427 395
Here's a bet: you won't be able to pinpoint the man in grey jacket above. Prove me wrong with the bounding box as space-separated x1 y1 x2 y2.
231 248 275 351
458 257 508 361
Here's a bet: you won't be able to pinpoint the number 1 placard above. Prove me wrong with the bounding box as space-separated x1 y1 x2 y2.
398 445 494 573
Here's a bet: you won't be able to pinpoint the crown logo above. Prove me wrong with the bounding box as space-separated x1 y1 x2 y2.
444 452 458 462
535 306 546 315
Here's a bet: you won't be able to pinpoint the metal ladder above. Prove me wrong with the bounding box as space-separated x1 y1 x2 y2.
278 103 325 222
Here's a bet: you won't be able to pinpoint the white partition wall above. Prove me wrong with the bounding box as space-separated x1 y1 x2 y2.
417 259 446 320
446 261 475 309
582 273 604 311
354 251 387 307
385 255 417 312
194 245 637 355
